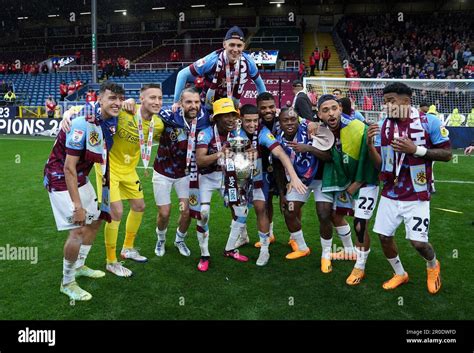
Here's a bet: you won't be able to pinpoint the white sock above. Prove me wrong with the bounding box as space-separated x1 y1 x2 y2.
75 244 91 269
156 227 167 241
62 258 76 285
387 255 406 275
270 222 274 237
197 231 210 257
354 247 371 270
426 254 437 268
240 225 248 239
225 220 243 251
335 225 354 252
175 228 187 243
320 237 333 259
291 230 309 251
258 231 270 252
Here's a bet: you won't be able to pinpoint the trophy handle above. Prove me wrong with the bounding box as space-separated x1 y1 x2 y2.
235 119 242 133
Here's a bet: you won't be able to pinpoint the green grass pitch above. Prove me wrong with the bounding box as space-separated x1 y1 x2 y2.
0 136 473 320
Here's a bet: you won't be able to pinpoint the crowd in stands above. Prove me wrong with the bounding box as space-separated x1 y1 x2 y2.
337 13 474 79
98 56 129 80
0 61 49 75
59 79 84 101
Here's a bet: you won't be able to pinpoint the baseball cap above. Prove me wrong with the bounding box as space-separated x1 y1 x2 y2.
224 26 245 42
213 98 238 117
292 80 303 87
317 94 338 110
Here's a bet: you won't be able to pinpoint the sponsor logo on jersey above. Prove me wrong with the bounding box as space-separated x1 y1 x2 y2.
196 58 206 67
197 131 205 142
440 126 449 137
71 129 84 142
267 133 275 141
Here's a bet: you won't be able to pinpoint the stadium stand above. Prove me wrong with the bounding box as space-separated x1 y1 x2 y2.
335 13 474 79
0 71 174 107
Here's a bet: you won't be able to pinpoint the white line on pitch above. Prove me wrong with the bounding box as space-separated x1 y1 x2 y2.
435 180 474 184
433 207 463 214
0 136 54 141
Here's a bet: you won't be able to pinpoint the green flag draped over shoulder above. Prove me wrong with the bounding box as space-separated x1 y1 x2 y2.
322 114 378 196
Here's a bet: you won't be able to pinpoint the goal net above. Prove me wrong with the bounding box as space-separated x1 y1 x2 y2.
303 77 474 126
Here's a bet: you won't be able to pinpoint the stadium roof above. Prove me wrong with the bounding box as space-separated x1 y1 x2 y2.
0 0 456 22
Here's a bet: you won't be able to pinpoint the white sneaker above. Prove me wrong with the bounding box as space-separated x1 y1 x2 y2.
60 281 92 301
75 265 106 278
155 239 166 257
106 262 133 277
235 231 250 249
120 248 148 263
174 241 191 257
256 250 270 266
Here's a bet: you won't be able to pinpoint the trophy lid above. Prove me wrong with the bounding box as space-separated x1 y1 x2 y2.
312 124 335 151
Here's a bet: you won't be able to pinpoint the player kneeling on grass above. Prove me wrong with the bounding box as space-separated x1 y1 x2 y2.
273 107 333 261
318 94 380 285
44 82 125 301
62 84 165 277
367 82 452 294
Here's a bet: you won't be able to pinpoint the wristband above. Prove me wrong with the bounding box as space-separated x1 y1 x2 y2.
414 146 427 157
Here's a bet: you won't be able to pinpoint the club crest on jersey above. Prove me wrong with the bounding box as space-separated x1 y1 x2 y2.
338 192 348 203
189 194 198 206
415 171 427 185
267 133 275 141
89 131 100 146
170 129 178 142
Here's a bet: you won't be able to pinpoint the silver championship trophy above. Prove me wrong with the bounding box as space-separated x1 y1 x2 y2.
223 119 255 206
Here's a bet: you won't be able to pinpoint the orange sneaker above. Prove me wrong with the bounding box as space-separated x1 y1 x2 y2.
285 248 310 260
427 260 441 294
321 258 332 273
288 239 298 252
382 272 409 290
346 268 365 286
330 250 357 261
254 234 276 248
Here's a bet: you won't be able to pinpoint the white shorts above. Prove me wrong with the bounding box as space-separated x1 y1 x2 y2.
199 171 224 204
152 171 190 206
48 181 101 231
252 188 266 202
354 185 379 220
373 196 430 242
286 179 334 203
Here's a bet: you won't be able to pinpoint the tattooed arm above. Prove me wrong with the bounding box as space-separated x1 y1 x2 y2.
423 147 453 162
391 137 452 162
